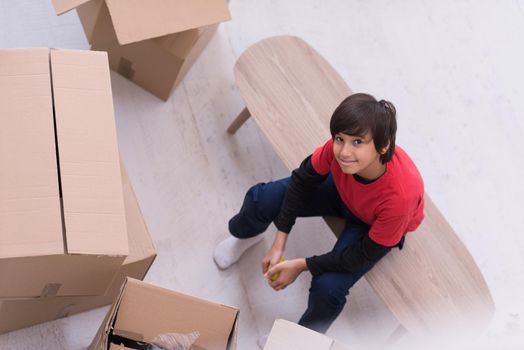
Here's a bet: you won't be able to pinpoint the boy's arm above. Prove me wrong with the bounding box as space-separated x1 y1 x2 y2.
305 210 408 275
262 230 288 273
305 235 392 276
262 155 326 274
274 155 328 233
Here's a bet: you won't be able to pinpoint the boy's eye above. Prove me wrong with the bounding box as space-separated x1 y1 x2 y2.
353 139 363 145
334 136 343 143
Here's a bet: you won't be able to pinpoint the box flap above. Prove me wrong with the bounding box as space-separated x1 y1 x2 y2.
153 28 202 60
105 0 231 45
113 278 238 350
50 49 128 256
0 48 63 259
51 0 93 15
75 0 106 45
264 319 334 350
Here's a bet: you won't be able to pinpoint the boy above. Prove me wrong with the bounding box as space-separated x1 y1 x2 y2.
214 93 424 334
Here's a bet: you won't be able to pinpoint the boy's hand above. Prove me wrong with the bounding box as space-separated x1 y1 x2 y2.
265 258 308 291
262 245 284 274
262 230 288 274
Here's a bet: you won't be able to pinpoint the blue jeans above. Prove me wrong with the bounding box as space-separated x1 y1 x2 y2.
229 176 399 333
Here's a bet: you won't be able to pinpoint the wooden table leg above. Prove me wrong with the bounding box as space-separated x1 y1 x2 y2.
227 107 251 134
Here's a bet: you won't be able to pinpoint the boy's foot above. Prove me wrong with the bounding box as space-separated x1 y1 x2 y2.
257 333 269 349
213 235 264 270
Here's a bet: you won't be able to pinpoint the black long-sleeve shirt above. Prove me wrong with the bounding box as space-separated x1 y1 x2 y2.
274 155 395 276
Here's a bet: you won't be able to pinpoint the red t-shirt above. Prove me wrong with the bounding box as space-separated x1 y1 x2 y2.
311 139 424 246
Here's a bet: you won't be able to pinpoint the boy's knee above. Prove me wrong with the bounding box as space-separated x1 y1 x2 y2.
246 182 262 201
246 181 286 221
245 183 267 219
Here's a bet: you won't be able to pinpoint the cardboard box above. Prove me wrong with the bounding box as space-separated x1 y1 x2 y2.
109 345 132 350
89 278 239 350
0 48 128 298
264 319 352 350
0 162 157 334
51 0 232 100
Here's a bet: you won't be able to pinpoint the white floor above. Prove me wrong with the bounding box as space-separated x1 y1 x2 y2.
1 0 524 349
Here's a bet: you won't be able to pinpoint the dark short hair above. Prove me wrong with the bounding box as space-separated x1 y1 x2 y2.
330 93 397 163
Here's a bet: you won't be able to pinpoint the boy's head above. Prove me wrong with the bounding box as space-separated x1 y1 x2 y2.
330 93 397 164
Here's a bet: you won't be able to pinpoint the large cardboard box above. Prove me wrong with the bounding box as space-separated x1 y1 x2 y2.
264 319 351 350
0 162 156 334
0 48 128 299
51 0 232 100
89 278 239 350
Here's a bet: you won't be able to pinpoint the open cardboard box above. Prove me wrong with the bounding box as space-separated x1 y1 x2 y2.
264 319 351 350
110 344 133 350
51 0 232 100
89 278 239 350
0 161 157 334
0 48 128 299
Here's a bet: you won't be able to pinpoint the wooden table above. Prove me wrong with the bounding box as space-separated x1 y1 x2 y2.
229 35 494 340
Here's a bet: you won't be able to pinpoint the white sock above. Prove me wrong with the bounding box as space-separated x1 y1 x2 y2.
257 333 269 349
213 235 264 270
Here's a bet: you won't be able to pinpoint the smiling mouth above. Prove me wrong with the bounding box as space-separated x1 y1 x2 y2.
338 159 357 165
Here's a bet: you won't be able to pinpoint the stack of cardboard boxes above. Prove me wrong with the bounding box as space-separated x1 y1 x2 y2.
0 47 156 334
1 6 353 349
51 0 231 100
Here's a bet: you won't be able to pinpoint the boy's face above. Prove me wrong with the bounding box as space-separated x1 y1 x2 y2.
332 131 386 180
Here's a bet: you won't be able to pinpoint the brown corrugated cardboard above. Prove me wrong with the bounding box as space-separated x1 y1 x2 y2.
52 0 92 15
76 0 107 45
0 48 127 299
51 49 127 257
105 0 230 45
0 162 156 335
53 0 230 45
109 344 133 350
89 278 239 350
88 5 188 101
0 48 62 259
91 19 219 100
263 319 352 350
154 28 204 60
51 0 231 100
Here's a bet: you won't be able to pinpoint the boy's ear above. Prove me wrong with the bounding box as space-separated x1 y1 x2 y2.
380 142 391 155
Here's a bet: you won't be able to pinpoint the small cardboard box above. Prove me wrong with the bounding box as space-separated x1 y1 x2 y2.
51 0 231 100
89 278 239 350
264 319 352 350
109 345 132 350
0 162 156 335
0 48 128 298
